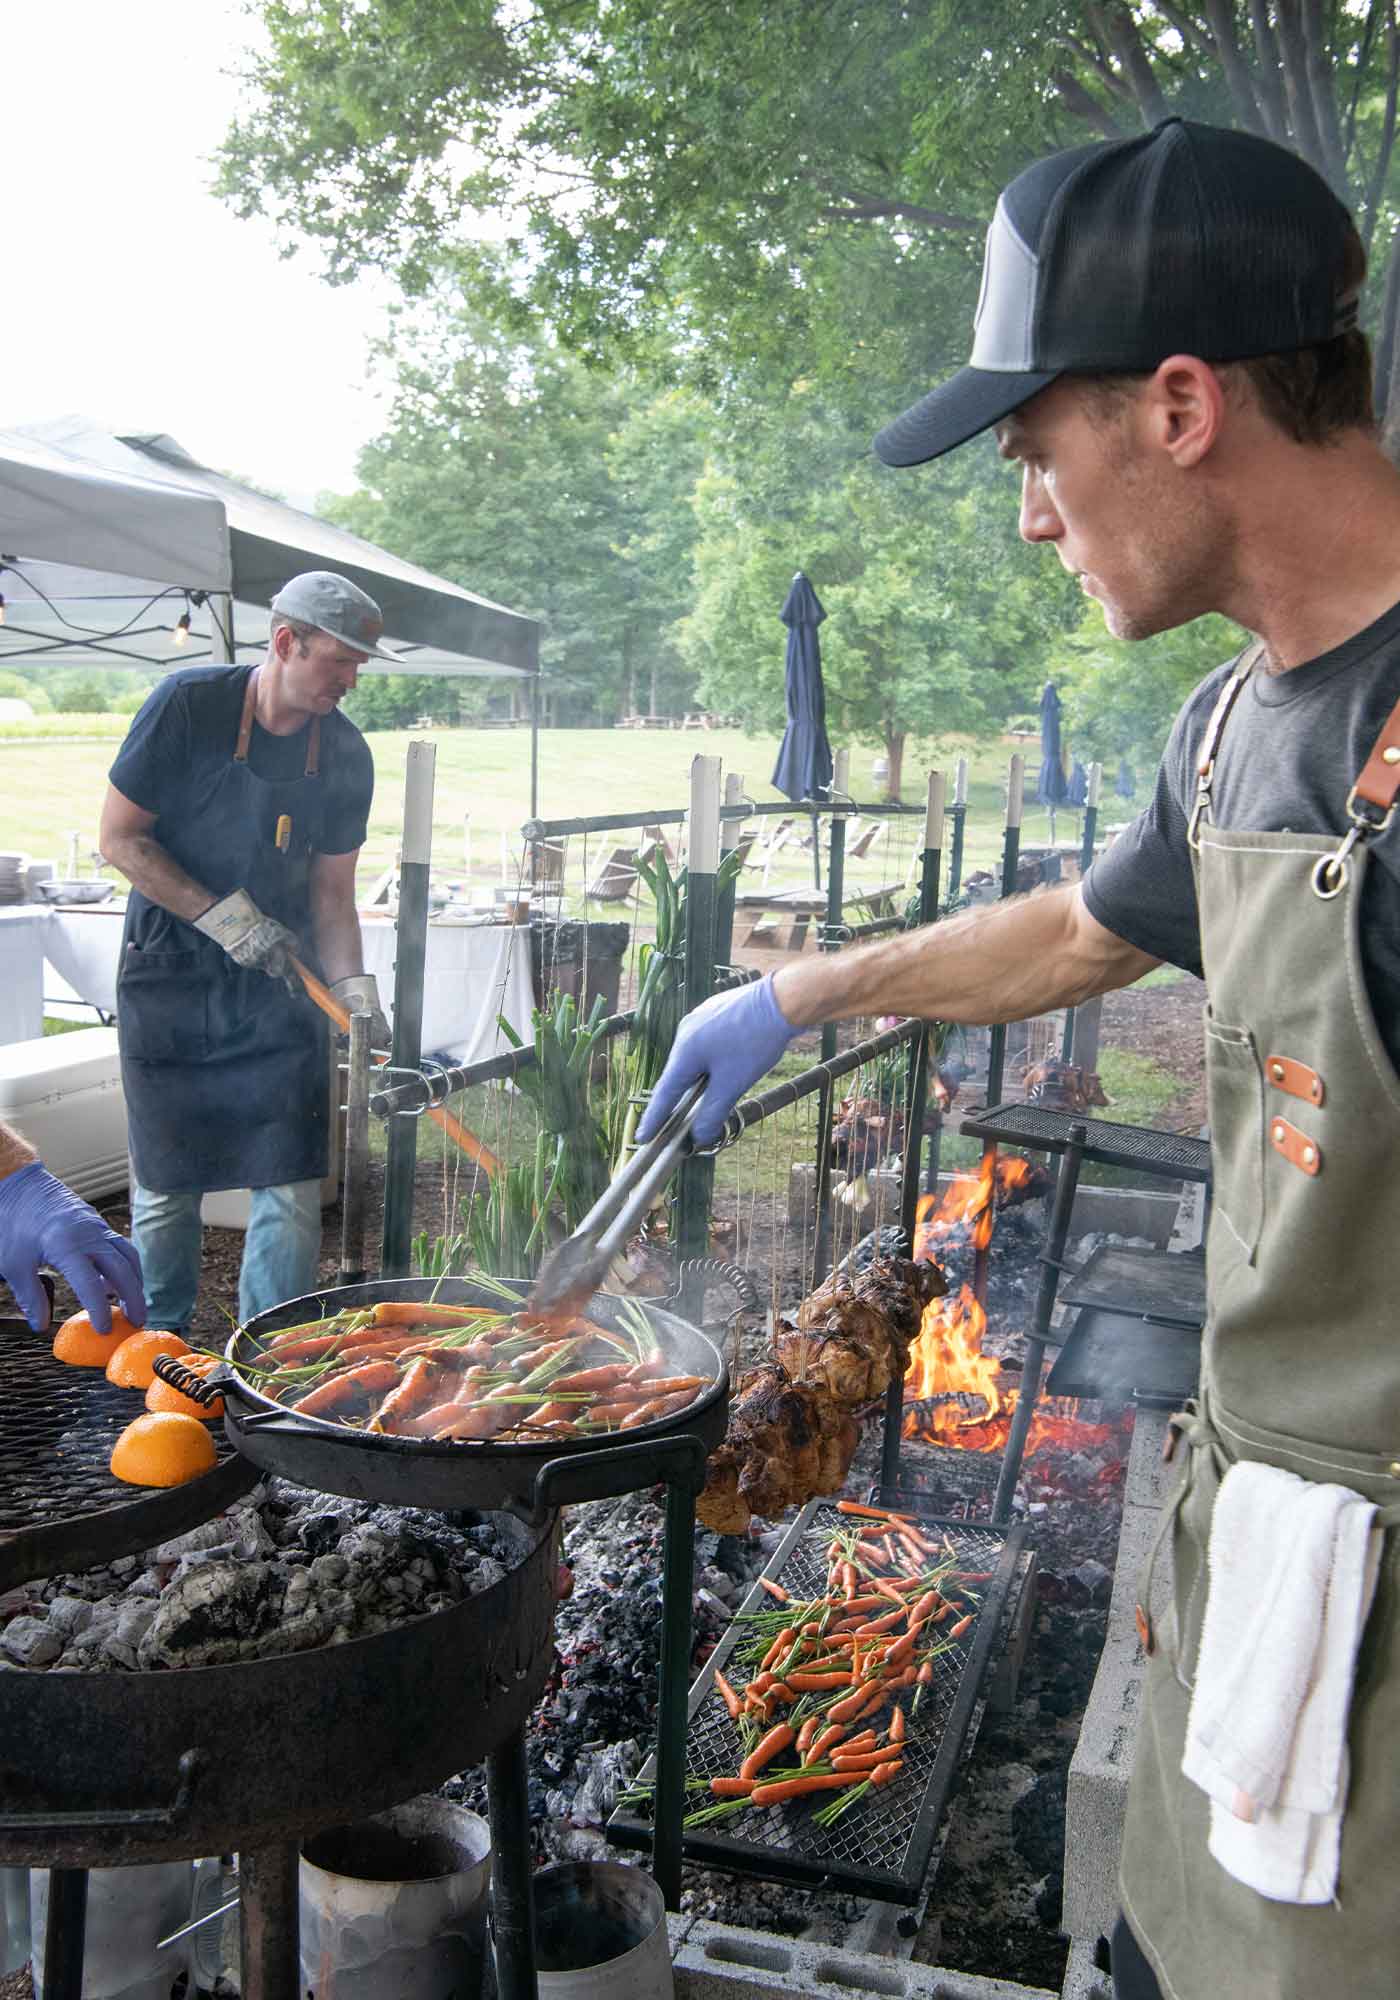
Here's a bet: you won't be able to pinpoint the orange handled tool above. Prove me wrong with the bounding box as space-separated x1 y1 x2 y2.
290 955 501 1178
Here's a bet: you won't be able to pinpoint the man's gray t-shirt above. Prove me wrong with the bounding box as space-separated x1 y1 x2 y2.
1083 598 1400 1070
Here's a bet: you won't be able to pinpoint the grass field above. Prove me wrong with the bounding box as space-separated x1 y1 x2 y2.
0 719 1117 896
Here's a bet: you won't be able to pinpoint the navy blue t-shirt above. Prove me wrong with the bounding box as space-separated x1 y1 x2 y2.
109 665 374 855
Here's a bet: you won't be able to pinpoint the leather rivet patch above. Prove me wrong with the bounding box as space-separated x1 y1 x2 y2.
1135 1604 1154 1655
1269 1115 1322 1176
1264 1054 1325 1107
1385 746 1400 766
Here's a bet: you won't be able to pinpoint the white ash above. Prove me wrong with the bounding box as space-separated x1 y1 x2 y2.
0 1479 515 1674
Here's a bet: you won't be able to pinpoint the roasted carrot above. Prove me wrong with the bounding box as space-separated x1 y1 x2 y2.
839 1730 878 1753
623 1354 667 1383
711 1672 741 1721
768 1682 796 1704
916 1661 935 1686
889 1704 906 1745
761 1628 797 1671
852 1610 905 1637
836 1501 914 1524
547 1363 633 1393
585 1397 655 1425
882 1631 917 1670
627 1375 704 1397
293 1360 400 1416
758 1578 789 1603
370 1356 449 1431
526 1400 578 1427
750 1773 851 1806
827 1684 875 1725
710 1778 756 1798
873 1579 908 1607
949 1613 974 1639
831 1746 904 1771
796 1716 819 1753
786 1673 852 1692
739 1723 796 1782
370 1302 502 1327
261 1332 355 1364
869 1758 904 1787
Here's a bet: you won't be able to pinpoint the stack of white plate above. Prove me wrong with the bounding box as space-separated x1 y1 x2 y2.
0 854 26 905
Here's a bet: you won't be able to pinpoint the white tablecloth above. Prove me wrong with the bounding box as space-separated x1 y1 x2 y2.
0 909 48 1043
7 904 536 1065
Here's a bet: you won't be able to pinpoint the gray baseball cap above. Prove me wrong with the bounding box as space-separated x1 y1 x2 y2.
270 571 399 660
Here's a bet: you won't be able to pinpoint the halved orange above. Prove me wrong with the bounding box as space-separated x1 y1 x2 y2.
145 1350 225 1421
105 1330 190 1390
52 1306 145 1368
110 1411 217 1487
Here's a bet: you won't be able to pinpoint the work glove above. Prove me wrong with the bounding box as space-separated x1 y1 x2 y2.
331 974 392 1053
0 1162 147 1333
194 888 299 984
636 974 800 1148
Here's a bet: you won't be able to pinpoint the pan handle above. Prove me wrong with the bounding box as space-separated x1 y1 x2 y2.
530 1433 709 1517
151 1355 225 1407
660 1257 759 1315
0 1749 203 1835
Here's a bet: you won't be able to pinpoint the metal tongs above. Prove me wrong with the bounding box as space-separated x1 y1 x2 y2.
526 1079 707 1318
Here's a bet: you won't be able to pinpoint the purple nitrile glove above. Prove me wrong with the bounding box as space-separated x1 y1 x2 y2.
637 974 800 1148
0 1163 147 1334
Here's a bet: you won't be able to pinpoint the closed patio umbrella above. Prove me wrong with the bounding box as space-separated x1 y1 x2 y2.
1038 680 1068 843
771 571 833 885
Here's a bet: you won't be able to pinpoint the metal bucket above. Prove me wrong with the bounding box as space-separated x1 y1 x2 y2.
30 1862 193 1999
300 1796 492 1999
533 1861 672 2000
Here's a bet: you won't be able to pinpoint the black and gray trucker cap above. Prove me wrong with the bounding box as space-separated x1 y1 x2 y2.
874 116 1360 468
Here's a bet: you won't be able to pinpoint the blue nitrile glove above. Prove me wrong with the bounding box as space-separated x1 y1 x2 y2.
637 974 800 1147
0 1163 147 1333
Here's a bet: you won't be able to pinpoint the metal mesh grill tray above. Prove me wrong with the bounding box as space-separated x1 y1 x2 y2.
959 1103 1212 1183
0 1320 256 1590
607 1498 1023 1902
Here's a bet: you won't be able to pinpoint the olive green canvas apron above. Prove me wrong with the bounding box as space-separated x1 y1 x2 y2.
1118 652 1400 2000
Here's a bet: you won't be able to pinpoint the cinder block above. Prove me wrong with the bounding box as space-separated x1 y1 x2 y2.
1062 1410 1173 1943
672 1916 1058 2000
1059 1935 1113 2000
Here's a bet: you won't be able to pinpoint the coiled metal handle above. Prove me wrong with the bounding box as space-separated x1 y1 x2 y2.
151 1354 223 1407
670 1257 759 1313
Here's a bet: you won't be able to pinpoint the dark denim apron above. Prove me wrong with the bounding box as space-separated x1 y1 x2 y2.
117 668 330 1193
1118 650 1400 1999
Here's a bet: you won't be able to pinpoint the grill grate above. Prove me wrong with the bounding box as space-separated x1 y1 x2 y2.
608 1498 1024 1901
0 1320 254 1589
960 1103 1212 1183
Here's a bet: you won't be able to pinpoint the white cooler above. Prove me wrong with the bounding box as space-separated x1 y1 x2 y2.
0 1029 128 1202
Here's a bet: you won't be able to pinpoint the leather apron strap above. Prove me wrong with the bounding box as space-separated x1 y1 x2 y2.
234 667 321 776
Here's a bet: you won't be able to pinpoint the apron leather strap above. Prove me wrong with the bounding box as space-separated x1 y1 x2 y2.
1352 691 1400 813
1188 643 1265 850
233 667 322 777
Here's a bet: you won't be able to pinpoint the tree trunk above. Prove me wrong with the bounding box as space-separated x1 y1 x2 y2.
649 658 659 719
1376 220 1400 454
884 731 906 802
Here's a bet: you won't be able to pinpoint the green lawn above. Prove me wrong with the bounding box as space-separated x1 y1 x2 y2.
0 719 1119 897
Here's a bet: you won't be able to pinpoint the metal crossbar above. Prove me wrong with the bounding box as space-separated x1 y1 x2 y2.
960 1103 1212 1183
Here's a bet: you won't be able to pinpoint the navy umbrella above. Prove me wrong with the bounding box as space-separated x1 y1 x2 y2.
772 571 834 885
1066 758 1089 808
1038 680 1068 841
1116 756 1136 799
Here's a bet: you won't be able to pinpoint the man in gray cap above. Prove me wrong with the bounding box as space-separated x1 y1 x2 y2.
99 572 391 1333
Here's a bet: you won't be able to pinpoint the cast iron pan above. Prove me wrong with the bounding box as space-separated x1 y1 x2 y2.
160 1276 731 1515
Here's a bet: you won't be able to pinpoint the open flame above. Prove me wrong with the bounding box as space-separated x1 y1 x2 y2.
904 1161 1119 1462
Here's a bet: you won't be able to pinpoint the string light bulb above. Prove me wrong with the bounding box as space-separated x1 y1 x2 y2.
172 608 192 647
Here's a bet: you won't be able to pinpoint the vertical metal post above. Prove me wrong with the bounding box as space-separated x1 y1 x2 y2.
676 756 721 1272
881 768 945 1494
381 741 436 1277
41 1868 87 2000
813 751 848 1281
1061 761 1103 1061
529 672 541 823
238 1843 301 2000
487 1725 539 2000
947 756 969 898
653 1465 702 1907
715 771 744 972
991 1122 1085 1526
975 757 1023 1310
339 1009 372 1284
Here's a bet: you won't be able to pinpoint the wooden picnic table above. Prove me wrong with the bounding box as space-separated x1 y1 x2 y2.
732 881 905 950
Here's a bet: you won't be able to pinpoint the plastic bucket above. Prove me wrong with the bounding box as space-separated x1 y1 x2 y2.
300 1797 492 1999
30 1862 193 2000
532 1861 672 2000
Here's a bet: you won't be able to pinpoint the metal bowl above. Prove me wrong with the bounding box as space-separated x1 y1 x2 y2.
35 880 113 904
217 1276 730 1514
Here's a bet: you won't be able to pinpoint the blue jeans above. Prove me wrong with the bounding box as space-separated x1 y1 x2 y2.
131 1180 323 1331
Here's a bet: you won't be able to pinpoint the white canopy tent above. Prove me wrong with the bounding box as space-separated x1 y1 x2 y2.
0 416 539 680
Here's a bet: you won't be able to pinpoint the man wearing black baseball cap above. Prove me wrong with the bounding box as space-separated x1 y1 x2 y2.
99 573 388 1339
640 118 1400 2000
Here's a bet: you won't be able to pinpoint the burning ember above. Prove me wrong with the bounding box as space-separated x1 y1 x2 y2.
905 1158 1120 1462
